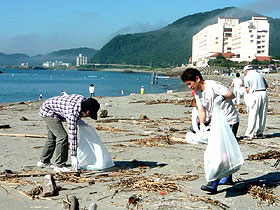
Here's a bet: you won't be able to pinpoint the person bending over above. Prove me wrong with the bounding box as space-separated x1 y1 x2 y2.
37 94 100 172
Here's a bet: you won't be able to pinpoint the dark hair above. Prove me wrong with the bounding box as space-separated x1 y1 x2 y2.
236 73 240 77
81 98 100 120
181 68 203 82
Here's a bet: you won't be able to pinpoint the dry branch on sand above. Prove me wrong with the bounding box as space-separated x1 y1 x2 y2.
248 185 280 206
109 174 199 193
145 99 191 105
247 150 280 161
96 124 131 132
132 135 187 147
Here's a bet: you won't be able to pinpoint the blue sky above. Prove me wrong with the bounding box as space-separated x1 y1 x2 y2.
1 0 280 56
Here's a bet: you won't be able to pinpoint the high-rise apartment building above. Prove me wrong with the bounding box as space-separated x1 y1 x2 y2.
192 16 270 66
76 54 88 66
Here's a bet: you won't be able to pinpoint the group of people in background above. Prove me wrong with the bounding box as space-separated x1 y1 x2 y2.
184 66 268 193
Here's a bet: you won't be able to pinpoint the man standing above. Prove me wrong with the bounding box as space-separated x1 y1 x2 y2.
89 84 95 98
37 94 100 172
231 73 243 105
243 66 268 139
181 68 239 194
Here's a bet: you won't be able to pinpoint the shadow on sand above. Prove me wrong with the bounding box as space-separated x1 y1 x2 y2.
84 159 168 175
221 172 280 197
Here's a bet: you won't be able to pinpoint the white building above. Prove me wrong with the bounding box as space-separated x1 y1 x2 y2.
192 16 270 66
76 54 88 66
42 61 71 68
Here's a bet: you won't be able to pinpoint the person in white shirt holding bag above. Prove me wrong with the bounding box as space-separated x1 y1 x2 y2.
181 68 240 194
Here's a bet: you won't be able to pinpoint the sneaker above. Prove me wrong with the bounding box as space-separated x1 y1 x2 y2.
54 166 71 172
200 184 217 194
37 160 55 168
200 180 219 194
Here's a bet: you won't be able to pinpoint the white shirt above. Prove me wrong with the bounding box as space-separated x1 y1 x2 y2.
244 70 267 92
195 80 239 124
231 78 243 91
89 86 95 94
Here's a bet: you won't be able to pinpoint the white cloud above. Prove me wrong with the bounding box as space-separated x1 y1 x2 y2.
243 0 280 14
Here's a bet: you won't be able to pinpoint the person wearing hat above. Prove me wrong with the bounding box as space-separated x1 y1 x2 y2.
243 66 268 139
37 94 100 172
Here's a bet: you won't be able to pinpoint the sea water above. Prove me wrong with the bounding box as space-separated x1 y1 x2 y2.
0 68 185 103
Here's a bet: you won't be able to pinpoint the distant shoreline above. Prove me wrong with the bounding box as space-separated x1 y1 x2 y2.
2 65 183 77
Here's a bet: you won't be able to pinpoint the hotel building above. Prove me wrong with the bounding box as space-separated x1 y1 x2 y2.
76 54 88 66
192 16 270 67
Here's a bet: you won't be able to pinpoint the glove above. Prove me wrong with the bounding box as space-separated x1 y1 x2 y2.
71 156 79 171
214 95 225 106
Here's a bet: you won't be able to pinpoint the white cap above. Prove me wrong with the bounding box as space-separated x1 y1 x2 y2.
244 65 253 71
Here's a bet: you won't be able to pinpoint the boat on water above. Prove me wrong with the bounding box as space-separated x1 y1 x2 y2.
157 76 170 79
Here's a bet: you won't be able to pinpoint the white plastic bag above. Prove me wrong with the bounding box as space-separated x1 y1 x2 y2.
204 105 244 181
77 122 115 170
185 132 208 144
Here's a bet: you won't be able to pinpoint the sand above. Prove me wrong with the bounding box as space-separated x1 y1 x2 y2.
0 73 280 210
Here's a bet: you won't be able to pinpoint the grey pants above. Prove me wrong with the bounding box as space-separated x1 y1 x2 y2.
40 117 68 167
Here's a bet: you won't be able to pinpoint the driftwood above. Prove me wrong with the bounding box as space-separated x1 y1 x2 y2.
247 150 280 161
0 133 47 138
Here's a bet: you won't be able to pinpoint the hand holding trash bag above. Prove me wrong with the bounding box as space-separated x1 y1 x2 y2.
214 95 224 105
71 156 79 171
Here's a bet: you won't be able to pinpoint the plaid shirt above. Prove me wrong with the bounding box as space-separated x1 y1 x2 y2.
39 94 85 156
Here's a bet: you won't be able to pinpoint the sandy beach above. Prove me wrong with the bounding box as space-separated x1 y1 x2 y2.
1 73 280 210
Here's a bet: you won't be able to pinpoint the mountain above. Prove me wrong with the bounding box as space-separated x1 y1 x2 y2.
45 47 98 64
0 47 98 66
0 53 29 65
90 7 280 67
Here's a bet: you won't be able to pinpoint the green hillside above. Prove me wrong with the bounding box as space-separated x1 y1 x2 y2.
90 7 280 67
